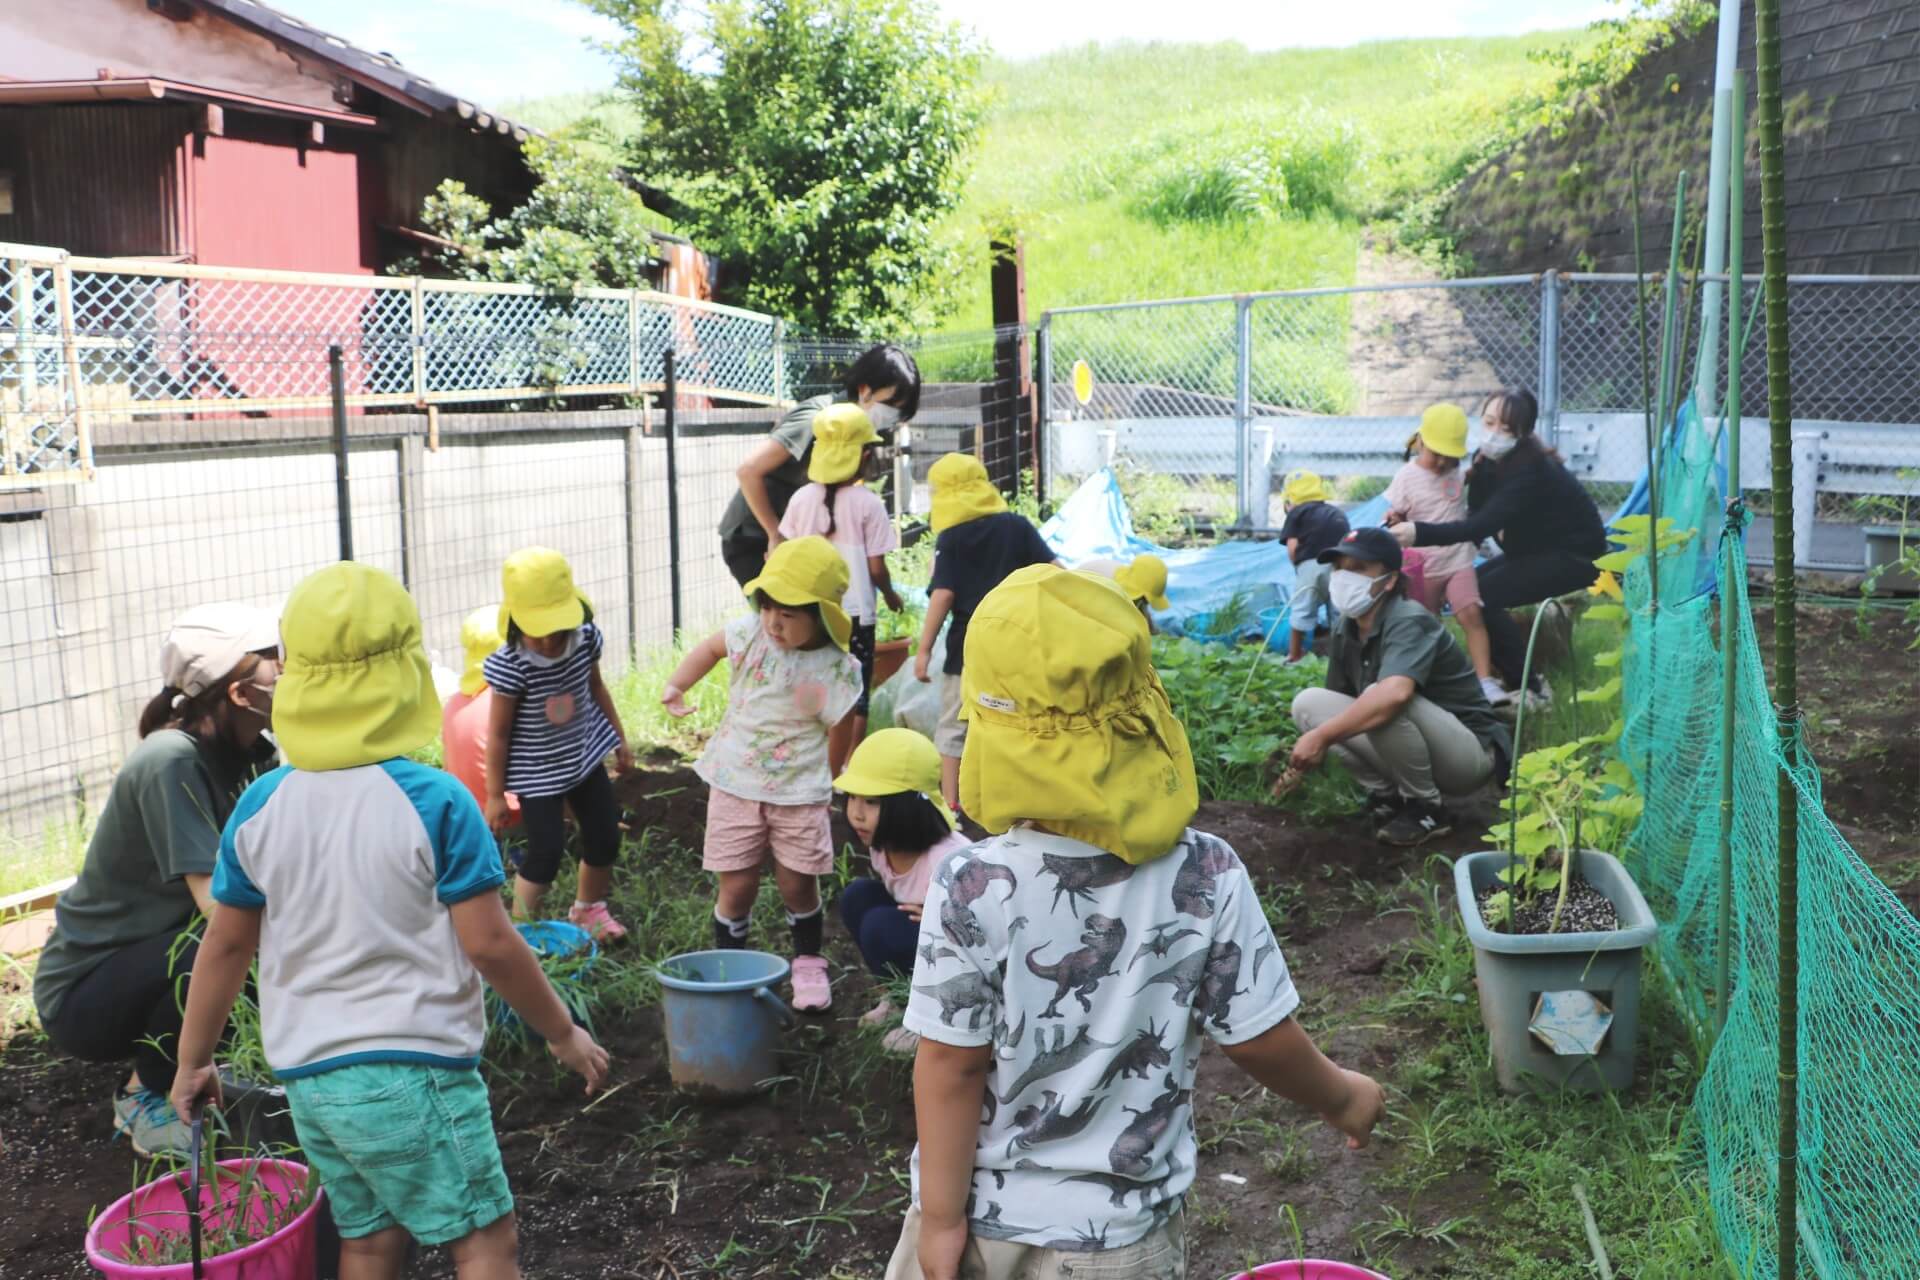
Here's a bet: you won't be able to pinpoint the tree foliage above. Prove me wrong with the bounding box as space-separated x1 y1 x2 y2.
401 138 665 292
584 0 987 334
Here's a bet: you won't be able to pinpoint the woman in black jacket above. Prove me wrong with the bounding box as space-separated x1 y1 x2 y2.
1389 388 1605 698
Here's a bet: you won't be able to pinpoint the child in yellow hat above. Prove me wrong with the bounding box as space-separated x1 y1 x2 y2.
779 404 906 772
482 548 633 941
912 453 1057 811
442 604 519 827
833 728 974 1054
171 562 608 1278
1385 403 1505 706
1278 468 1351 663
663 536 865 1013
883 565 1383 1280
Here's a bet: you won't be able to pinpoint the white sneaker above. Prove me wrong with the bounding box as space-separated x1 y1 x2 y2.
1479 676 1513 707
1523 678 1553 712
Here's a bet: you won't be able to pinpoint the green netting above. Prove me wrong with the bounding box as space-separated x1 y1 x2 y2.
1617 401 1920 1278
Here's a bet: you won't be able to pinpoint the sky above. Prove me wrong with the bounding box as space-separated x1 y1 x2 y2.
311 0 1616 107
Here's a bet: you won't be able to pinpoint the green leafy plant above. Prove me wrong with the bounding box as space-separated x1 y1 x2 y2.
1483 742 1642 932
875 598 925 646
108 1146 317 1265
485 943 598 1054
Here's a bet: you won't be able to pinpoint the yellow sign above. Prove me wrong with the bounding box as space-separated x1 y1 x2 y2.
1071 359 1094 406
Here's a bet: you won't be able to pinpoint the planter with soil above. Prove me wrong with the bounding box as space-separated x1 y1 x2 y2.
1453 849 1658 1094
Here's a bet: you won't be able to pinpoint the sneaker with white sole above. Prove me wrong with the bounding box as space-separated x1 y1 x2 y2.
1479 676 1513 707
113 1086 192 1159
1377 800 1453 847
860 997 898 1027
881 1025 921 1056
791 955 832 1013
568 900 629 943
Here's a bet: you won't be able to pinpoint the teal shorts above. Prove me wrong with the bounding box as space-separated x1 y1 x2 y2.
284 1062 513 1245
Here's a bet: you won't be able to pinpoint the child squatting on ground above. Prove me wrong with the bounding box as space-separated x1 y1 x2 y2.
778 403 904 774
1385 403 1506 707
171 562 610 1280
914 452 1057 813
886 565 1386 1280
443 604 519 827
833 727 974 1055
663 536 866 1013
1277 469 1351 664
483 548 635 939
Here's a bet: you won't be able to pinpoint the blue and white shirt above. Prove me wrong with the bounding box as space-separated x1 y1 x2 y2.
481 622 621 797
213 760 506 1080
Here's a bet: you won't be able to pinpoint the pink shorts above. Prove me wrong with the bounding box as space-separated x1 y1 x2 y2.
702 788 835 876
1417 563 1483 616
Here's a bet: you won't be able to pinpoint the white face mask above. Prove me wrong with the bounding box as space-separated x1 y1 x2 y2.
865 402 901 433
1327 569 1383 620
1479 430 1518 460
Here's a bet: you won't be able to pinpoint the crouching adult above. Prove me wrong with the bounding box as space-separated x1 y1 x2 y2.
1288 528 1511 847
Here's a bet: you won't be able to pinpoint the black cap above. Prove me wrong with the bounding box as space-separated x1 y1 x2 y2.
1316 526 1403 571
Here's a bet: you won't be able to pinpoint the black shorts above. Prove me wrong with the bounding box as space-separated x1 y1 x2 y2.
850 622 878 717
721 537 767 589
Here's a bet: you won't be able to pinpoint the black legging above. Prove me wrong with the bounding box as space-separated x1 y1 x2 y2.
41 929 201 1093
516 766 622 886
1478 551 1599 689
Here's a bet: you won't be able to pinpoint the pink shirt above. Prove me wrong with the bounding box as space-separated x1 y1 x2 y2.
442 688 520 826
872 830 972 908
779 482 900 624
1387 460 1474 577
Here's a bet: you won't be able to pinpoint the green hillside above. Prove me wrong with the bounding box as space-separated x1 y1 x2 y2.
505 33 1593 330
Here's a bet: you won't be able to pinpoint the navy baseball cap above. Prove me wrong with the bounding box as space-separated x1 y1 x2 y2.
1316 526 1404 571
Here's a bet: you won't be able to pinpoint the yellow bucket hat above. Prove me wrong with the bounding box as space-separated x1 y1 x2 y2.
1114 553 1171 610
742 535 853 650
458 604 504 698
929 452 1008 534
1418 403 1469 459
274 562 440 772
834 727 956 830
1282 469 1330 507
807 403 881 484
498 547 591 640
960 566 1198 865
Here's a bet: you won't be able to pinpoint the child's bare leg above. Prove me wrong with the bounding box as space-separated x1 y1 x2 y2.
511 876 546 919
338 1225 410 1280
447 1212 520 1280
1286 629 1306 662
939 754 960 813
1457 604 1494 679
577 863 613 905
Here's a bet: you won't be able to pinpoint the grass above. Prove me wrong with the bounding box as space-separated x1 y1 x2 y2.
0 818 91 898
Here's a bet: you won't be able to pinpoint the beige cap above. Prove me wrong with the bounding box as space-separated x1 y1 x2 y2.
160 603 281 700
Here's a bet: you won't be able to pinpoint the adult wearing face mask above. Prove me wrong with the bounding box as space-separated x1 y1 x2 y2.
1388 387 1606 703
32 603 283 1157
1288 529 1512 847
719 343 922 587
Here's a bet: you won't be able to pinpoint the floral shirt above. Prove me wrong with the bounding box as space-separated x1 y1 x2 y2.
695 615 863 805
903 827 1300 1251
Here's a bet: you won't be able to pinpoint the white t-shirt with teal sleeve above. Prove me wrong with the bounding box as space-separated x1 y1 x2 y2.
901 827 1300 1251
214 759 507 1079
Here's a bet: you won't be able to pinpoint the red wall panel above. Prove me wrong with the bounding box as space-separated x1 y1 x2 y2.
191 131 375 274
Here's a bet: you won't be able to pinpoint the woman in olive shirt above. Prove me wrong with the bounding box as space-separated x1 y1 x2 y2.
718 343 921 586
32 604 281 1157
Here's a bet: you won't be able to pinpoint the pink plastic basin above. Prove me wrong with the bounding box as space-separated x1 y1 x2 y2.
1234 1264 1391 1280
85 1158 323 1280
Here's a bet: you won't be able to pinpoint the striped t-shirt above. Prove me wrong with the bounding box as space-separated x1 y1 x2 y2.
482 622 621 797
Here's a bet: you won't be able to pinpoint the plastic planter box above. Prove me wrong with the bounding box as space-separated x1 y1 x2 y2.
1454 850 1658 1094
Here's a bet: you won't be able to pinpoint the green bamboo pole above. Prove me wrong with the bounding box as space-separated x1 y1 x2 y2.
1752 0 1801 1272
1715 69 1746 1041
1652 173 1688 612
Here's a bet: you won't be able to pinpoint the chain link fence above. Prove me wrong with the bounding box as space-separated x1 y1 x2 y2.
1041 273 1920 558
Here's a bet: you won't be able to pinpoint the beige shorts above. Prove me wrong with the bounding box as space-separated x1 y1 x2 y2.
701 788 834 876
884 1205 1185 1280
1418 563 1483 616
935 673 968 758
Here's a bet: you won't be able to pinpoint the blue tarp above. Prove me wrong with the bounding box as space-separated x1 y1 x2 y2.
1037 470 1392 643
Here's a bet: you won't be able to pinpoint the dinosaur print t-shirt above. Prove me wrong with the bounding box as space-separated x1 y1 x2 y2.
902 826 1300 1251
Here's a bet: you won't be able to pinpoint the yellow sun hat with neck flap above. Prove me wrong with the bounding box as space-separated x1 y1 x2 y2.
959 565 1198 865
1282 469 1330 507
274 562 440 772
742 535 853 650
458 604 504 698
806 403 881 484
928 452 1008 534
833 727 957 831
1114 553 1171 610
498 546 592 641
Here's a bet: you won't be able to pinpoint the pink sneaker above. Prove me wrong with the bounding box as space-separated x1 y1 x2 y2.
881 1026 921 1056
568 901 628 943
791 955 832 1013
860 997 897 1027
